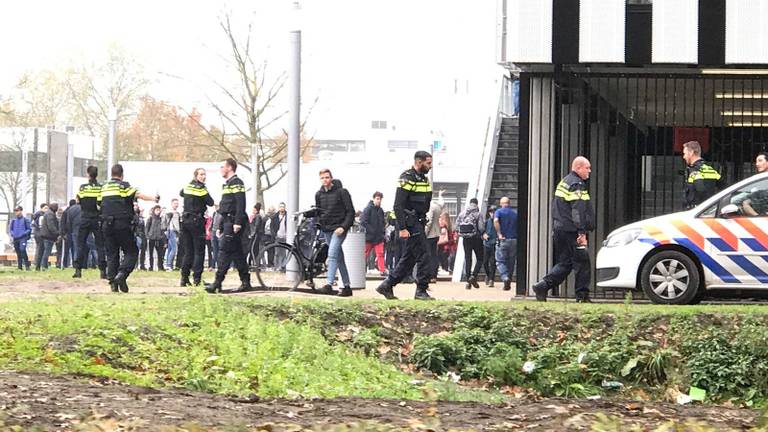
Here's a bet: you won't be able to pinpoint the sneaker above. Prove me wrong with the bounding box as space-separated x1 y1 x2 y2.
532 281 548 302
502 279 511 291
576 297 593 303
319 284 338 295
375 281 398 300
72 268 82 279
488 280 494 288
465 282 472 290
338 286 353 297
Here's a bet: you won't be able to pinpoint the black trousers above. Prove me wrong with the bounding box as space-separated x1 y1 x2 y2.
386 224 431 291
426 237 439 279
462 236 484 279
76 218 105 271
148 239 165 270
180 216 206 281
483 243 496 281
541 230 591 298
102 218 138 280
215 219 250 284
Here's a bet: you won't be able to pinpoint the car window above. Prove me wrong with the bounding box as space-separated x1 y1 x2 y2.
698 203 717 218
723 178 768 217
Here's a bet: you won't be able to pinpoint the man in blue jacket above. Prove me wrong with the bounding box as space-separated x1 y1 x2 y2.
8 206 31 270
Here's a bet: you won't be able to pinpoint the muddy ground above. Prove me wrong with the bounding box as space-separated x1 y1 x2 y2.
0 371 760 431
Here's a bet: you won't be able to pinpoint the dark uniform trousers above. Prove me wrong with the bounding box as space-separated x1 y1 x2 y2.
76 217 106 270
387 223 431 290
214 216 250 283
180 214 206 280
103 217 138 279
542 230 590 298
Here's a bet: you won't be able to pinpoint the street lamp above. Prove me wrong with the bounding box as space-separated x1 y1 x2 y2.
107 107 117 173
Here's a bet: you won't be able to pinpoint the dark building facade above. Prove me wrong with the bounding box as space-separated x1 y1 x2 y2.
500 0 768 298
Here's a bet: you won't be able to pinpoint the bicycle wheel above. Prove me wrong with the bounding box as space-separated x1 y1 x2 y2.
254 243 304 290
307 243 328 288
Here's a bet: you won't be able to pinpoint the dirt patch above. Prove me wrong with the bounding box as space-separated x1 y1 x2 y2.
0 371 759 431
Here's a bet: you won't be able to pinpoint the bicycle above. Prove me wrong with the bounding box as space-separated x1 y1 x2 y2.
250 208 329 290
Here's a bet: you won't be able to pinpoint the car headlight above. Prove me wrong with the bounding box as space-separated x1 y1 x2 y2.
603 228 642 248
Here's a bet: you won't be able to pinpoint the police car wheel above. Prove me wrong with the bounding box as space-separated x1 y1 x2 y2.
640 251 700 305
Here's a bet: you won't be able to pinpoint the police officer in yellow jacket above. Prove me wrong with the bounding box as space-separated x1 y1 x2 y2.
101 164 159 293
179 168 215 287
376 151 435 301
205 158 252 293
532 156 596 303
72 165 107 279
682 140 721 209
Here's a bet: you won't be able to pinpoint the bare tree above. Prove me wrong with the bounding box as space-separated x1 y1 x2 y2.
0 129 42 212
64 44 149 158
194 13 316 204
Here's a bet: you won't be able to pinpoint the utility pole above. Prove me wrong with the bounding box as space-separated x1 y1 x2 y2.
251 140 258 206
107 107 117 173
286 1 301 246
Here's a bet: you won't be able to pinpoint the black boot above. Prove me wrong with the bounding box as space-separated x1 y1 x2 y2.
503 280 512 291
72 268 82 279
234 279 254 293
375 281 397 300
99 268 108 280
205 280 222 294
319 284 338 295
338 286 353 297
180 273 191 287
414 288 434 301
109 280 119 293
114 271 129 293
469 276 479 289
532 281 548 302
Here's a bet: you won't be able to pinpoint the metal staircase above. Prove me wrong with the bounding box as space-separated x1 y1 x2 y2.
487 117 520 207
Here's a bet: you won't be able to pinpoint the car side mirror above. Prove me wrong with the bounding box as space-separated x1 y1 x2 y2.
720 204 740 218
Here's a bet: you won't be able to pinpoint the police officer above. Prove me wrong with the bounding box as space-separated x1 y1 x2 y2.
205 158 252 294
376 151 435 301
101 164 159 293
532 156 595 303
72 165 107 279
179 168 214 287
682 140 721 209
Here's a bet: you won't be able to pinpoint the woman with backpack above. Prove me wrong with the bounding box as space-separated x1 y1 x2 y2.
455 198 485 289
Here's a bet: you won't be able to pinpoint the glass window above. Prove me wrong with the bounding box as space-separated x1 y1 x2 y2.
721 178 768 217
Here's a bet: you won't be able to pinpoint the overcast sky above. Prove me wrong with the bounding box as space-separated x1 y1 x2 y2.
0 1 502 160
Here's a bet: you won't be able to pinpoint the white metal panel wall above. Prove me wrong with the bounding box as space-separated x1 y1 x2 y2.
726 0 768 64
506 0 553 63
579 0 626 63
652 0 699 63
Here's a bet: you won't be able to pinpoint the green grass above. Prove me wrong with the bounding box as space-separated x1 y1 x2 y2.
0 294 438 400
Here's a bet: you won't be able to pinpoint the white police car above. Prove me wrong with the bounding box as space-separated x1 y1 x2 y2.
596 172 768 304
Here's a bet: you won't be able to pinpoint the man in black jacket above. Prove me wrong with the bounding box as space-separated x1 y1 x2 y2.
376 151 434 300
682 140 721 209
61 199 81 268
206 158 252 293
360 191 387 276
32 203 48 270
36 203 60 270
532 156 596 303
315 169 355 297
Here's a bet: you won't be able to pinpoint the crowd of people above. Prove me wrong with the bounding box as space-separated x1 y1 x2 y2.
7 152 522 299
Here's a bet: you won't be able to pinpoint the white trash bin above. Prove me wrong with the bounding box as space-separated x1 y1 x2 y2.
341 223 367 289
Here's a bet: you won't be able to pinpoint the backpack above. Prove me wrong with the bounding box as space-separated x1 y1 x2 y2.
31 212 42 230
457 209 481 238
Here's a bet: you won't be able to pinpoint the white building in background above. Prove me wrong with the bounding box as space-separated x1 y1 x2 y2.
0 127 101 216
